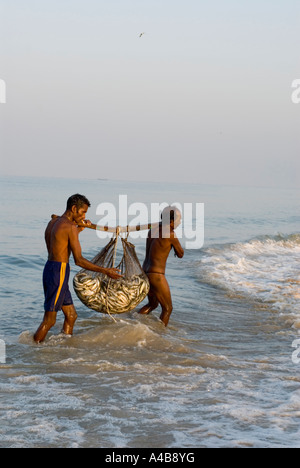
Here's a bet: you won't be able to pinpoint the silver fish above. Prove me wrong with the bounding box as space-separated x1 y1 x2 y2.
73 272 149 314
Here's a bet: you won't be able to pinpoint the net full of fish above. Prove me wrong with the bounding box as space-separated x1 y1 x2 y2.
73 237 150 314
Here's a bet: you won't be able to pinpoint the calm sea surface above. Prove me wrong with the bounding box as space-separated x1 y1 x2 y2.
0 175 299 448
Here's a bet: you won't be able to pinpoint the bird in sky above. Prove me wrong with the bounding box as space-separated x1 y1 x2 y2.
139 32 145 38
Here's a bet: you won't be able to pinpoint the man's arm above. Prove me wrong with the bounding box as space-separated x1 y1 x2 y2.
170 231 184 258
69 225 122 279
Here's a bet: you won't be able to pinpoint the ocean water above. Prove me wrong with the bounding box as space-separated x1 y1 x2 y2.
0 175 299 448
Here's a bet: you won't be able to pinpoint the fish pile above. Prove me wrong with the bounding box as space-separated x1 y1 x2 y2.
73 271 150 314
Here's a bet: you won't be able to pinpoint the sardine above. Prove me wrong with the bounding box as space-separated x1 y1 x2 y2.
73 272 149 314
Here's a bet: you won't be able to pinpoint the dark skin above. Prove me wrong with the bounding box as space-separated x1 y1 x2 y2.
34 204 122 343
139 211 184 326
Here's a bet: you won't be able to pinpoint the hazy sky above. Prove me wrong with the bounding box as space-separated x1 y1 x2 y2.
0 0 299 188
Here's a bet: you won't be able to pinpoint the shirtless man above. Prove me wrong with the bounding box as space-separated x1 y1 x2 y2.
34 194 122 343
139 206 184 326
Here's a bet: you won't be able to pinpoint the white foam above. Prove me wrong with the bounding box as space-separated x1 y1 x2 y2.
199 235 300 324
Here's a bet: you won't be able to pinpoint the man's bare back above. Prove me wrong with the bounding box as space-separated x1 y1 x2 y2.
139 207 184 326
45 216 73 263
143 225 184 274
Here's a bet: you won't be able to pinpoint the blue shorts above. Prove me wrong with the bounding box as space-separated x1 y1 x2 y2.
43 261 73 312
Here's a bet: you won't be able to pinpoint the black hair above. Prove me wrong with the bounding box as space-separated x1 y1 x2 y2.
161 206 180 223
66 194 91 211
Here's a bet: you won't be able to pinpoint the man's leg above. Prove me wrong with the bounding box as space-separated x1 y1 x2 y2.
139 275 159 315
61 304 78 336
34 311 57 343
139 274 173 326
139 290 159 315
155 277 173 327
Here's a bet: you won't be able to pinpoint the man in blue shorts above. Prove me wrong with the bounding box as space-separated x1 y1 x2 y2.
34 194 122 343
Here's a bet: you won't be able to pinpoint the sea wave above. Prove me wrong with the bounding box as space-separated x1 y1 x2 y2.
197 234 300 325
0 254 45 271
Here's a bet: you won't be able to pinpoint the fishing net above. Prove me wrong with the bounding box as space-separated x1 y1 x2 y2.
73 237 150 315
